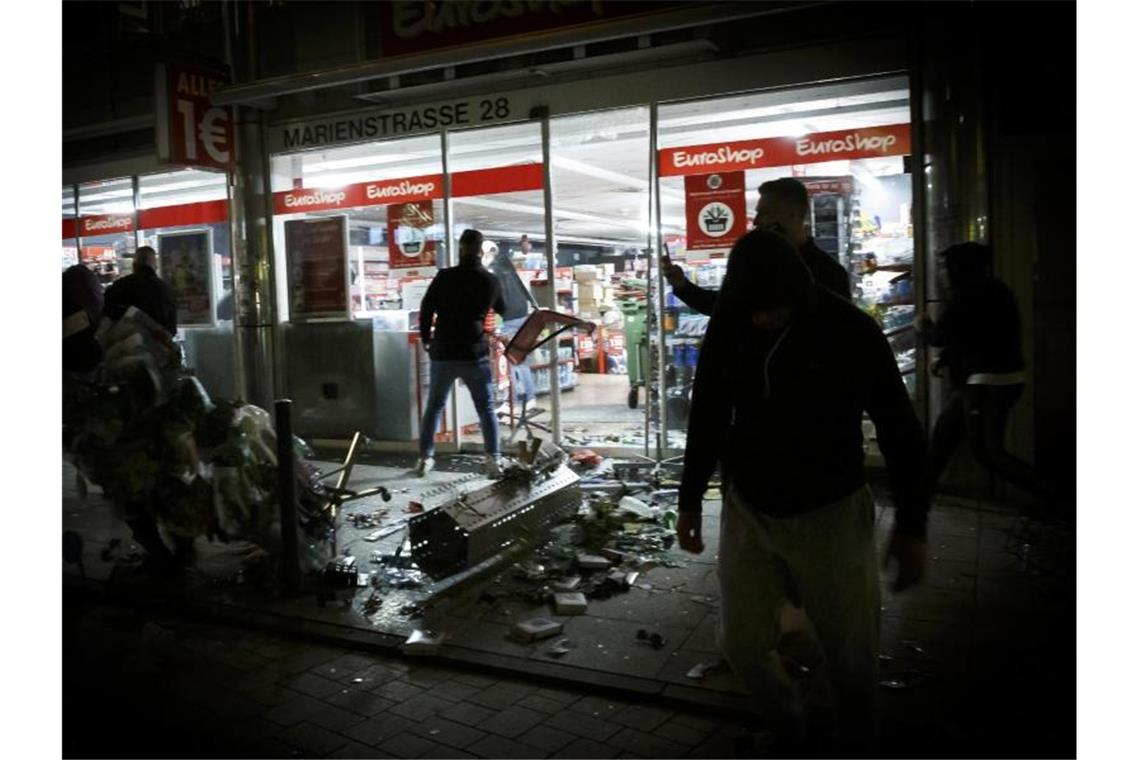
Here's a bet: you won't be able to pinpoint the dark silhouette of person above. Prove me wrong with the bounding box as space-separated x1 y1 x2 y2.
103 246 178 335
63 264 104 374
675 229 927 755
921 242 1042 499
415 229 507 478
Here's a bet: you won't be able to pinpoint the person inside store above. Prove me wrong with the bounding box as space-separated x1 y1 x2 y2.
102 245 178 336
920 241 1048 504
485 235 542 420
415 228 508 478
674 228 928 755
663 177 851 311
63 264 105 376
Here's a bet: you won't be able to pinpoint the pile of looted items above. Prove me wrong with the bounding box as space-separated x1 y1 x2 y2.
63 306 334 575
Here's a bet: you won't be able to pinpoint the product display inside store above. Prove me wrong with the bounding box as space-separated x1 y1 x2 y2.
267 74 914 453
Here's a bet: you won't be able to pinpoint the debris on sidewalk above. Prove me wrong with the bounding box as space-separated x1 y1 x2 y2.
546 638 577 657
553 592 588 615
636 629 667 649
686 659 730 680
404 629 446 655
512 617 564 643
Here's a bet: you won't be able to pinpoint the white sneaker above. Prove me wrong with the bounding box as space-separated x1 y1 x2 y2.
483 455 503 478
414 457 434 477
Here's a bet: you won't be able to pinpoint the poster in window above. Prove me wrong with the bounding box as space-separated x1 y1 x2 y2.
684 171 748 253
157 229 215 327
284 216 351 321
387 201 437 269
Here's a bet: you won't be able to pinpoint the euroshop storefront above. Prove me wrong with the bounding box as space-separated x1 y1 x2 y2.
65 36 924 459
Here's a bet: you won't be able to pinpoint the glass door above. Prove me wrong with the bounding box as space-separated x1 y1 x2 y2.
445 121 550 451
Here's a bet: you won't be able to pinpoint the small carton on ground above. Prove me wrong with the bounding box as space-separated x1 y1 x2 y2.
512 617 564 643
553 592 588 615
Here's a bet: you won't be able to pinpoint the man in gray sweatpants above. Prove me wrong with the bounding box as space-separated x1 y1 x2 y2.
674 229 929 755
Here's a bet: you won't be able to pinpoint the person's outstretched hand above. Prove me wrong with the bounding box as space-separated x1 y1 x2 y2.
676 511 705 554
662 253 687 290
883 532 926 592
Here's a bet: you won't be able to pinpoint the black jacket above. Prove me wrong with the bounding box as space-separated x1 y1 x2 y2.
103 268 178 335
679 232 928 539
671 238 851 315
927 278 1024 387
419 260 506 360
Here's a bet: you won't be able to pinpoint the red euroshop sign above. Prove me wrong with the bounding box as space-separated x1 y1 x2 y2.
80 214 135 235
660 124 911 177
64 201 229 239
378 1 683 58
158 63 235 172
684 171 748 252
272 164 543 215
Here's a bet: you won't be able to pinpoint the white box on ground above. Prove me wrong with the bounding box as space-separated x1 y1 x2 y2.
553 592 588 615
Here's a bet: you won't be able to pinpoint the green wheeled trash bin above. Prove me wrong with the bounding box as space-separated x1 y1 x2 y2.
619 298 648 409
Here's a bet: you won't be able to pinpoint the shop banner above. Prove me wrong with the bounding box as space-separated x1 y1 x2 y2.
660 123 911 177
684 171 747 251
378 1 684 58
273 165 544 215
139 199 229 230
156 63 235 172
802 176 856 195
284 216 351 321
387 202 438 270
157 229 216 327
452 163 543 197
62 218 77 240
80 214 135 236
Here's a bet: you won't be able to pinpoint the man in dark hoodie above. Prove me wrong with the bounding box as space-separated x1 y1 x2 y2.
664 177 851 313
922 242 1042 500
675 229 928 752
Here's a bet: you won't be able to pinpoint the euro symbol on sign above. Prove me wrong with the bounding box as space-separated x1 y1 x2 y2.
198 107 231 164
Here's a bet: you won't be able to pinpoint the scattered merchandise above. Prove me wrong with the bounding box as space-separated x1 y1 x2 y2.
552 592 588 615
546 638 577 657
551 576 582 592
576 553 611 570
636 629 667 650
512 617 564 643
403 629 446 655
686 660 729 680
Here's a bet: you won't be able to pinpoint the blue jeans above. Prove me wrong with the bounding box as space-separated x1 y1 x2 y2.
501 316 536 404
419 356 500 458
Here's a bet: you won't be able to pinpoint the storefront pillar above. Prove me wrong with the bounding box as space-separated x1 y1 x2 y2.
540 115 562 445
913 2 992 489
229 107 279 411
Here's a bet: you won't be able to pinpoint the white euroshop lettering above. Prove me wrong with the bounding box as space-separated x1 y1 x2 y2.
796 131 899 157
284 190 347 209
83 217 132 232
366 180 436 200
673 145 766 170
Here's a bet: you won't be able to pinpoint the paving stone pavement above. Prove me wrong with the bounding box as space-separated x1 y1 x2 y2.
63 593 755 759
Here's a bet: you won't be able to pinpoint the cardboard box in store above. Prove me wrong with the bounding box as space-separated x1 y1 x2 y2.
574 265 602 281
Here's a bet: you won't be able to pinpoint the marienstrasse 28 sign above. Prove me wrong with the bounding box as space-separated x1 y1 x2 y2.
156 63 235 172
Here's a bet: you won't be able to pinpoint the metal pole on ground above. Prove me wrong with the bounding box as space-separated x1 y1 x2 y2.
275 398 301 597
